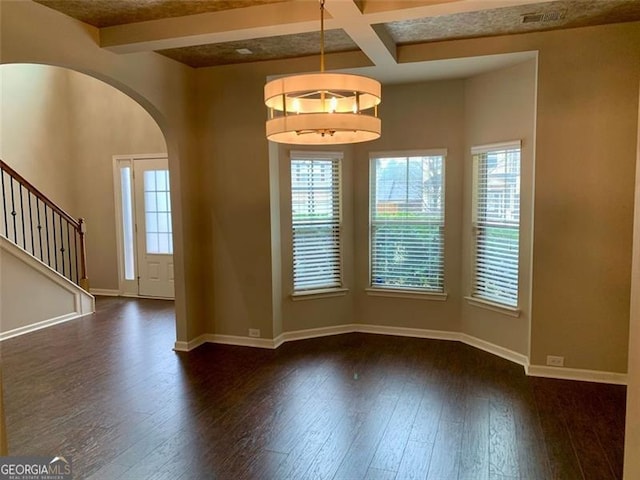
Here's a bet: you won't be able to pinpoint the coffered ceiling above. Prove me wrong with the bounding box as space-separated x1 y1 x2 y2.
34 0 290 28
34 0 640 74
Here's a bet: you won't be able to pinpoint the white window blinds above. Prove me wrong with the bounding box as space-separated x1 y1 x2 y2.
471 142 521 307
291 153 342 292
370 152 446 292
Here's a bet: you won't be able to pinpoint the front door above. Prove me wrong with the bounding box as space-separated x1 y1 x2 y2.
133 158 174 298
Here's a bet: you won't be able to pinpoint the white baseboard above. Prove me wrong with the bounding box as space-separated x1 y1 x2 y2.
126 294 175 300
459 333 529 367
177 324 528 367
174 333 275 352
173 324 626 385
208 334 275 349
357 323 460 342
90 288 120 297
174 334 208 352
0 311 93 341
526 364 627 385
89 289 175 301
274 324 358 348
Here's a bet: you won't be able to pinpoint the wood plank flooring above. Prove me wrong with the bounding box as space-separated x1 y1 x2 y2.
1 297 627 479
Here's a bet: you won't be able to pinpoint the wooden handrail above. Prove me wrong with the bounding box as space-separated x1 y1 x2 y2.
0 159 79 229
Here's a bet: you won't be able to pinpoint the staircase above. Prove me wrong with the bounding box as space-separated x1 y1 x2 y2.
0 159 94 340
0 159 89 289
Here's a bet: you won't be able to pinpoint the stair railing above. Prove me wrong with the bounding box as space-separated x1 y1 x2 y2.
0 159 88 290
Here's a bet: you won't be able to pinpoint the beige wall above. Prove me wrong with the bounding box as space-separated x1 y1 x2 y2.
278 144 356 333
196 63 275 338
353 80 466 331
530 26 638 372
623 83 640 480
0 64 75 213
1 239 76 332
1 64 167 290
269 141 284 337
400 23 637 374
461 59 537 355
196 55 362 339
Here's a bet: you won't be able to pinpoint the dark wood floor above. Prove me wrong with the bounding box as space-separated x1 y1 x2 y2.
1 297 626 479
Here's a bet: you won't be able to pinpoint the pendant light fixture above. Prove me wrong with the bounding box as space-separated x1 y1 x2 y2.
264 0 381 145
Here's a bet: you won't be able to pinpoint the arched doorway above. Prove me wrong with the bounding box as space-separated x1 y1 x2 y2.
1 63 174 300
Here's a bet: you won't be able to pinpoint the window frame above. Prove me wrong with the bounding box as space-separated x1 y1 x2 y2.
467 140 522 313
367 149 448 299
289 150 345 298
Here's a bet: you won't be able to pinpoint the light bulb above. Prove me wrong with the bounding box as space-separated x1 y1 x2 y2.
352 101 358 114
292 98 301 114
330 96 337 113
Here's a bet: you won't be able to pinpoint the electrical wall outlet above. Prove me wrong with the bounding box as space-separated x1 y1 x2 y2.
248 329 261 338
546 355 564 367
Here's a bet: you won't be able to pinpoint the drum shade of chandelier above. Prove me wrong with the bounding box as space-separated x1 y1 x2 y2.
264 0 381 145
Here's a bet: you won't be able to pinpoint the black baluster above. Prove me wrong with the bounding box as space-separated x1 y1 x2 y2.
74 227 79 284
28 191 34 256
19 185 26 250
10 177 17 243
53 213 59 273
66 222 72 282
1 169 7 236
44 204 51 267
36 199 44 262
59 215 65 277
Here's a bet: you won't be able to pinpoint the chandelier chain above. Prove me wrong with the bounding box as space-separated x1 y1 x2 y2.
320 0 325 73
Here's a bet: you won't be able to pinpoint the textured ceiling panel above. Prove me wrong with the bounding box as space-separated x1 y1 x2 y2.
157 29 359 68
34 0 288 28
382 0 640 44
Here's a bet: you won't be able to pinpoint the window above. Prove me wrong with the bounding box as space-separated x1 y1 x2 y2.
144 169 173 255
370 151 446 292
119 166 135 280
290 152 342 292
471 142 521 307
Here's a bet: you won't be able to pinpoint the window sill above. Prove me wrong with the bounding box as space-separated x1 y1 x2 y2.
291 288 349 301
366 288 448 301
464 296 521 318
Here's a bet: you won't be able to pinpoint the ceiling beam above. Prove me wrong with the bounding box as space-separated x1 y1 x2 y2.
360 0 558 22
100 1 337 54
99 0 558 55
324 0 397 67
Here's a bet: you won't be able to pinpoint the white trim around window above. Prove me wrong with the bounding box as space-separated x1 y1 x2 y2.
470 140 521 309
368 149 447 296
471 141 521 155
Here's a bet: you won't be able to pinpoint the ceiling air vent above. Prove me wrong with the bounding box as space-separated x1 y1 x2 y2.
521 10 566 24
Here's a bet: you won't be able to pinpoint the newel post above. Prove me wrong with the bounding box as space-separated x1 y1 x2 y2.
78 218 89 291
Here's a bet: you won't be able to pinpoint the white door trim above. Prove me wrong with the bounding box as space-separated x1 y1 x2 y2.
112 153 168 297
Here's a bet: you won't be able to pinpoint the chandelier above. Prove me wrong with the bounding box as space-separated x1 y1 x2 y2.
264 0 381 145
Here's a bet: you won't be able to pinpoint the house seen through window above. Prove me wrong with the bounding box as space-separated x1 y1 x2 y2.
370 152 446 292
